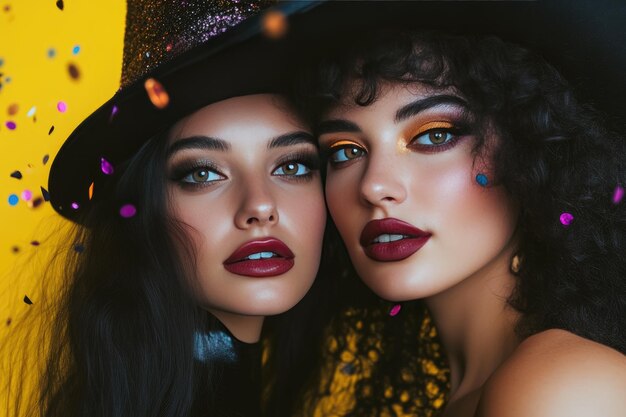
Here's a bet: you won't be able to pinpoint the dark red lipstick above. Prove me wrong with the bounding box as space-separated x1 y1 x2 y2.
223 238 294 277
360 218 431 262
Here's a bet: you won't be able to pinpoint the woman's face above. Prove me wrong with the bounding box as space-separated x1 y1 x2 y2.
318 82 518 301
166 94 326 318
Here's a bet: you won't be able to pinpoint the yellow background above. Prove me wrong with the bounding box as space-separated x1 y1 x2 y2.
0 0 125 329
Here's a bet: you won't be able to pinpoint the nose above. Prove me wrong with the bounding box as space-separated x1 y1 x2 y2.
359 152 407 207
234 179 279 229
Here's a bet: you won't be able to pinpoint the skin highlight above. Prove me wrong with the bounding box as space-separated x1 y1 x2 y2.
167 94 326 342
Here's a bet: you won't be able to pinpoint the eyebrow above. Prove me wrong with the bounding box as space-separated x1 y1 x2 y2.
267 131 317 149
167 135 230 157
317 119 362 135
395 95 468 122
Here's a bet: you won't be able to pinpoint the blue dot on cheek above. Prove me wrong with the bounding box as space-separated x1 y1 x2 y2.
475 173 489 187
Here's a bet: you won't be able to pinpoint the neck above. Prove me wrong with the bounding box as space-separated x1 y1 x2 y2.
208 310 264 343
425 244 521 402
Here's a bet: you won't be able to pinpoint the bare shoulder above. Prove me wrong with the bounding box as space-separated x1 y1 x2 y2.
476 329 626 417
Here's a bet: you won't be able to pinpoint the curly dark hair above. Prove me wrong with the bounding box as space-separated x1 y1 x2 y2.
293 29 626 416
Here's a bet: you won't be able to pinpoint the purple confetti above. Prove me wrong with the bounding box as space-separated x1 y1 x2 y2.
30 241 40 246
559 212 574 226
5 121 16 130
389 304 402 317
57 101 67 113
110 105 118 121
119 203 137 218
100 157 114 175
613 185 624 204
71 202 79 210
21 189 32 201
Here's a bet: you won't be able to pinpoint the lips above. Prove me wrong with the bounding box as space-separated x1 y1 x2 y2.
360 218 431 262
223 238 295 277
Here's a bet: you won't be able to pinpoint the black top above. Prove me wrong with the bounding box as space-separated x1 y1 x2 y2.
191 320 262 417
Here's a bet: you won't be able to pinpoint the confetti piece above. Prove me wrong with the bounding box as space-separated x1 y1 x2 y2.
11 246 19 253
27 106 36 117
48 125 55 135
262 10 288 39
10 171 22 179
57 101 67 112
67 62 80 80
6 318 11 326
613 185 624 204
73 243 85 253
88 182 94 199
559 212 574 226
40 186 50 201
56 0 64 11
7 103 18 115
31 241 40 246
71 202 79 210
119 203 137 218
47 47 56 58
100 157 114 175
166 43 173 52
475 173 488 187
144 78 169 109
110 104 118 121
21 189 32 201
23 295 33 305
30 197 44 208
5 121 16 130
8 194 18 206
389 304 402 317
43 154 49 165
72 45 80 55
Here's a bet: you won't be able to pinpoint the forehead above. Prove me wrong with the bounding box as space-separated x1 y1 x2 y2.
168 94 305 144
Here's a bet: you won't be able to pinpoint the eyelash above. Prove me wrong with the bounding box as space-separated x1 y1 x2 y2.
326 122 470 167
169 151 320 190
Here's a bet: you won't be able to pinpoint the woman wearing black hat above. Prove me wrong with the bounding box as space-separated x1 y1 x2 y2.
297 1 626 416
4 2 336 417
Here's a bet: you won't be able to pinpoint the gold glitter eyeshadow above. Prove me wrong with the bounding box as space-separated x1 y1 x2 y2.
329 140 361 149
410 121 455 138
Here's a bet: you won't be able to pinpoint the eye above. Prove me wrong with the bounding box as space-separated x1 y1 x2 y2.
329 145 366 164
412 129 456 146
273 162 311 176
180 167 224 184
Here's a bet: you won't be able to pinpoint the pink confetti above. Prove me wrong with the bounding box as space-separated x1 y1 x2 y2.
613 185 624 204
71 202 79 210
119 203 137 218
100 157 114 175
389 304 402 317
57 101 67 113
559 212 574 226
21 189 32 201
5 121 16 130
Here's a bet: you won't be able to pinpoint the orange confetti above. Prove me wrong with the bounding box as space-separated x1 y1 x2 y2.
7 103 18 115
88 182 94 200
262 10 288 39
144 78 169 109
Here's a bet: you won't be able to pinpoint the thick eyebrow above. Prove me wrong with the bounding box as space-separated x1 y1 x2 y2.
317 119 362 136
267 131 317 149
395 95 468 123
167 135 231 157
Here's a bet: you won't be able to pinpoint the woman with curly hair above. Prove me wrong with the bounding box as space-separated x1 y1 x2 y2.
297 2 626 416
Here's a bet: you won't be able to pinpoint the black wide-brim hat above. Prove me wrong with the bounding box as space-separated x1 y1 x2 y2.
49 0 626 223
